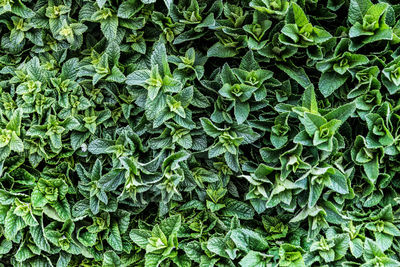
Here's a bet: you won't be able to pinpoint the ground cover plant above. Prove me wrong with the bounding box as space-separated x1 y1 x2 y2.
0 0 400 266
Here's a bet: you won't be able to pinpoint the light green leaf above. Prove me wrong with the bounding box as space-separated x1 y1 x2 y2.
348 0 373 24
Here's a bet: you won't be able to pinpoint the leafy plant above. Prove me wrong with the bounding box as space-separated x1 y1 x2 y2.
0 0 399 266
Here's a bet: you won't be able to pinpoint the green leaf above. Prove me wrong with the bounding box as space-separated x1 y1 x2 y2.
364 238 384 259
158 215 180 237
96 0 107 9
0 239 12 254
107 65 126 83
200 118 223 137
302 86 318 113
15 242 34 262
103 251 121 267
145 253 163 267
374 232 392 252
101 16 118 40
222 199 255 220
324 102 356 123
30 224 51 252
207 236 231 259
9 133 24 152
364 155 379 181
291 3 309 27
277 63 313 90
303 113 327 136
11 1 35 18
31 188 47 208
151 42 170 77
6 108 22 135
348 0 373 24
108 222 123 251
49 133 62 151
309 182 324 207
207 43 238 58
99 169 124 191
118 1 144 18
5 208 25 240
183 242 203 263
88 139 114 154
239 251 272 267
234 101 250 124
350 238 363 258
53 198 71 220
231 228 269 252
71 132 91 151
126 69 150 86
130 229 151 249
333 234 350 260
328 171 349 194
319 72 348 97
57 252 72 267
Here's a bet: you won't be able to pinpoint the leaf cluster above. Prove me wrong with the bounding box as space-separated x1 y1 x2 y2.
0 0 399 266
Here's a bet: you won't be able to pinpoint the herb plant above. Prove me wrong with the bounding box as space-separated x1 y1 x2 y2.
0 0 400 266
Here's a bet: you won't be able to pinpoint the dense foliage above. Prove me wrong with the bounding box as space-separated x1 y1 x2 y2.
0 0 400 266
